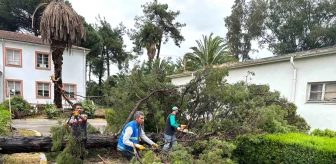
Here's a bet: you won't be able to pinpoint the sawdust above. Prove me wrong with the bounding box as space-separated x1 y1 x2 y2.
17 128 39 136
4 153 41 164
3 129 45 163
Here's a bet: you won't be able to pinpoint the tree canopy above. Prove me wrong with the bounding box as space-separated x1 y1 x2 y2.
129 0 185 61
225 0 336 59
101 61 309 138
0 0 71 36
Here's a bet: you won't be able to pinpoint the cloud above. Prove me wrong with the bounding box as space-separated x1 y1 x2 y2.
70 0 273 76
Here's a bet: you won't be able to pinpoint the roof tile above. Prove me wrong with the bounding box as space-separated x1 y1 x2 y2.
0 30 88 51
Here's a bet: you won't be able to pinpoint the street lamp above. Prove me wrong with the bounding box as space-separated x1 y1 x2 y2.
8 88 15 128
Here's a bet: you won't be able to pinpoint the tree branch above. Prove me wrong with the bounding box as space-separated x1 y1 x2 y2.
50 75 73 106
116 88 175 135
178 74 203 106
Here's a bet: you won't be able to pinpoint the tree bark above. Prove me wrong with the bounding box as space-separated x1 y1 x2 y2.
106 49 110 77
88 62 92 81
52 48 65 108
156 37 162 60
146 43 156 62
0 133 162 154
98 52 104 86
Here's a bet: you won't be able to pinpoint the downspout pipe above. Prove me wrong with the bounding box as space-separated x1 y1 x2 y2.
290 56 297 103
83 49 87 100
1 38 5 102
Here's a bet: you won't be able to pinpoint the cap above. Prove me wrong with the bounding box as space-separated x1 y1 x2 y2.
172 106 179 111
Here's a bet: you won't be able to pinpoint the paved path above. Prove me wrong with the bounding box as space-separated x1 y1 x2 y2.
11 119 107 136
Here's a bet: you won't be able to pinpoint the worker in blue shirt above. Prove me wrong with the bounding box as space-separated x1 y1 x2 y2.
163 106 186 151
117 111 158 161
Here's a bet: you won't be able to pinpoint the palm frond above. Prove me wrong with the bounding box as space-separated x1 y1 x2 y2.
32 3 48 29
38 0 86 50
185 33 234 70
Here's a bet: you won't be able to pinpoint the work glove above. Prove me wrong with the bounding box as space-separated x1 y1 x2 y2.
177 125 187 131
152 143 159 148
136 144 146 150
73 111 79 117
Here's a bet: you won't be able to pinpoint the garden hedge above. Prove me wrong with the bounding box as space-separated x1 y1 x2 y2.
233 133 336 164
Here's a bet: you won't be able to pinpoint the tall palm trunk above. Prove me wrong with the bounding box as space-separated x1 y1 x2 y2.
52 48 64 108
156 34 163 60
33 0 86 109
147 43 156 62
88 62 92 81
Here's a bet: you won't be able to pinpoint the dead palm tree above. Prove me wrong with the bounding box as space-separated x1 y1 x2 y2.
32 0 86 108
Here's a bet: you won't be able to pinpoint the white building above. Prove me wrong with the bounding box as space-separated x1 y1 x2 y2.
169 46 336 131
0 30 89 106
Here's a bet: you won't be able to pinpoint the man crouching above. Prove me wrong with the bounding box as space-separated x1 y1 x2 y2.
117 111 158 161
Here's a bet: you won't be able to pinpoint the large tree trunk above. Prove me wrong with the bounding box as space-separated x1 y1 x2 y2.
156 38 162 60
52 48 65 108
98 53 104 86
98 68 103 86
0 133 162 154
88 61 92 81
146 44 156 62
106 49 110 77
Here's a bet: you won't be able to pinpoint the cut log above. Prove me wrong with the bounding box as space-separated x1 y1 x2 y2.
0 133 163 154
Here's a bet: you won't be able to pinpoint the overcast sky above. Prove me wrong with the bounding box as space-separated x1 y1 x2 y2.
70 0 273 75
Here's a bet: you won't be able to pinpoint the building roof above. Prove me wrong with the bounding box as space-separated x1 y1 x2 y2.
168 45 336 78
0 30 89 51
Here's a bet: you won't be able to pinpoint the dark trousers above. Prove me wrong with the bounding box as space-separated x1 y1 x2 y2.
119 150 134 161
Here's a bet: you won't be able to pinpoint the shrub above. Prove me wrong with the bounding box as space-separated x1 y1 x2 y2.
233 133 336 164
168 144 194 164
76 99 97 119
0 106 11 135
1 96 30 118
36 104 47 111
51 120 68 152
44 103 58 119
311 129 336 138
104 109 119 133
87 123 100 134
130 150 162 164
56 135 88 164
193 139 237 164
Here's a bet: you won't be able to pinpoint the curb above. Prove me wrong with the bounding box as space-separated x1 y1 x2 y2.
39 153 47 164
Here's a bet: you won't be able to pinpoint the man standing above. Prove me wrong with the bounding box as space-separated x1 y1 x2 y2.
69 103 88 163
117 111 158 161
163 106 186 151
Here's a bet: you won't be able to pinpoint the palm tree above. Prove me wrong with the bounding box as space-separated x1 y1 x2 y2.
184 33 235 71
32 0 86 108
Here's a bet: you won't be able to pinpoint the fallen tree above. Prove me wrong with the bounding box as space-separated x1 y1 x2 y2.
0 133 162 154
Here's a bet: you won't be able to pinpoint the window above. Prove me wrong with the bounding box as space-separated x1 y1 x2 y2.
36 52 50 69
64 84 76 99
5 48 22 67
6 80 22 96
307 82 336 102
36 82 50 98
